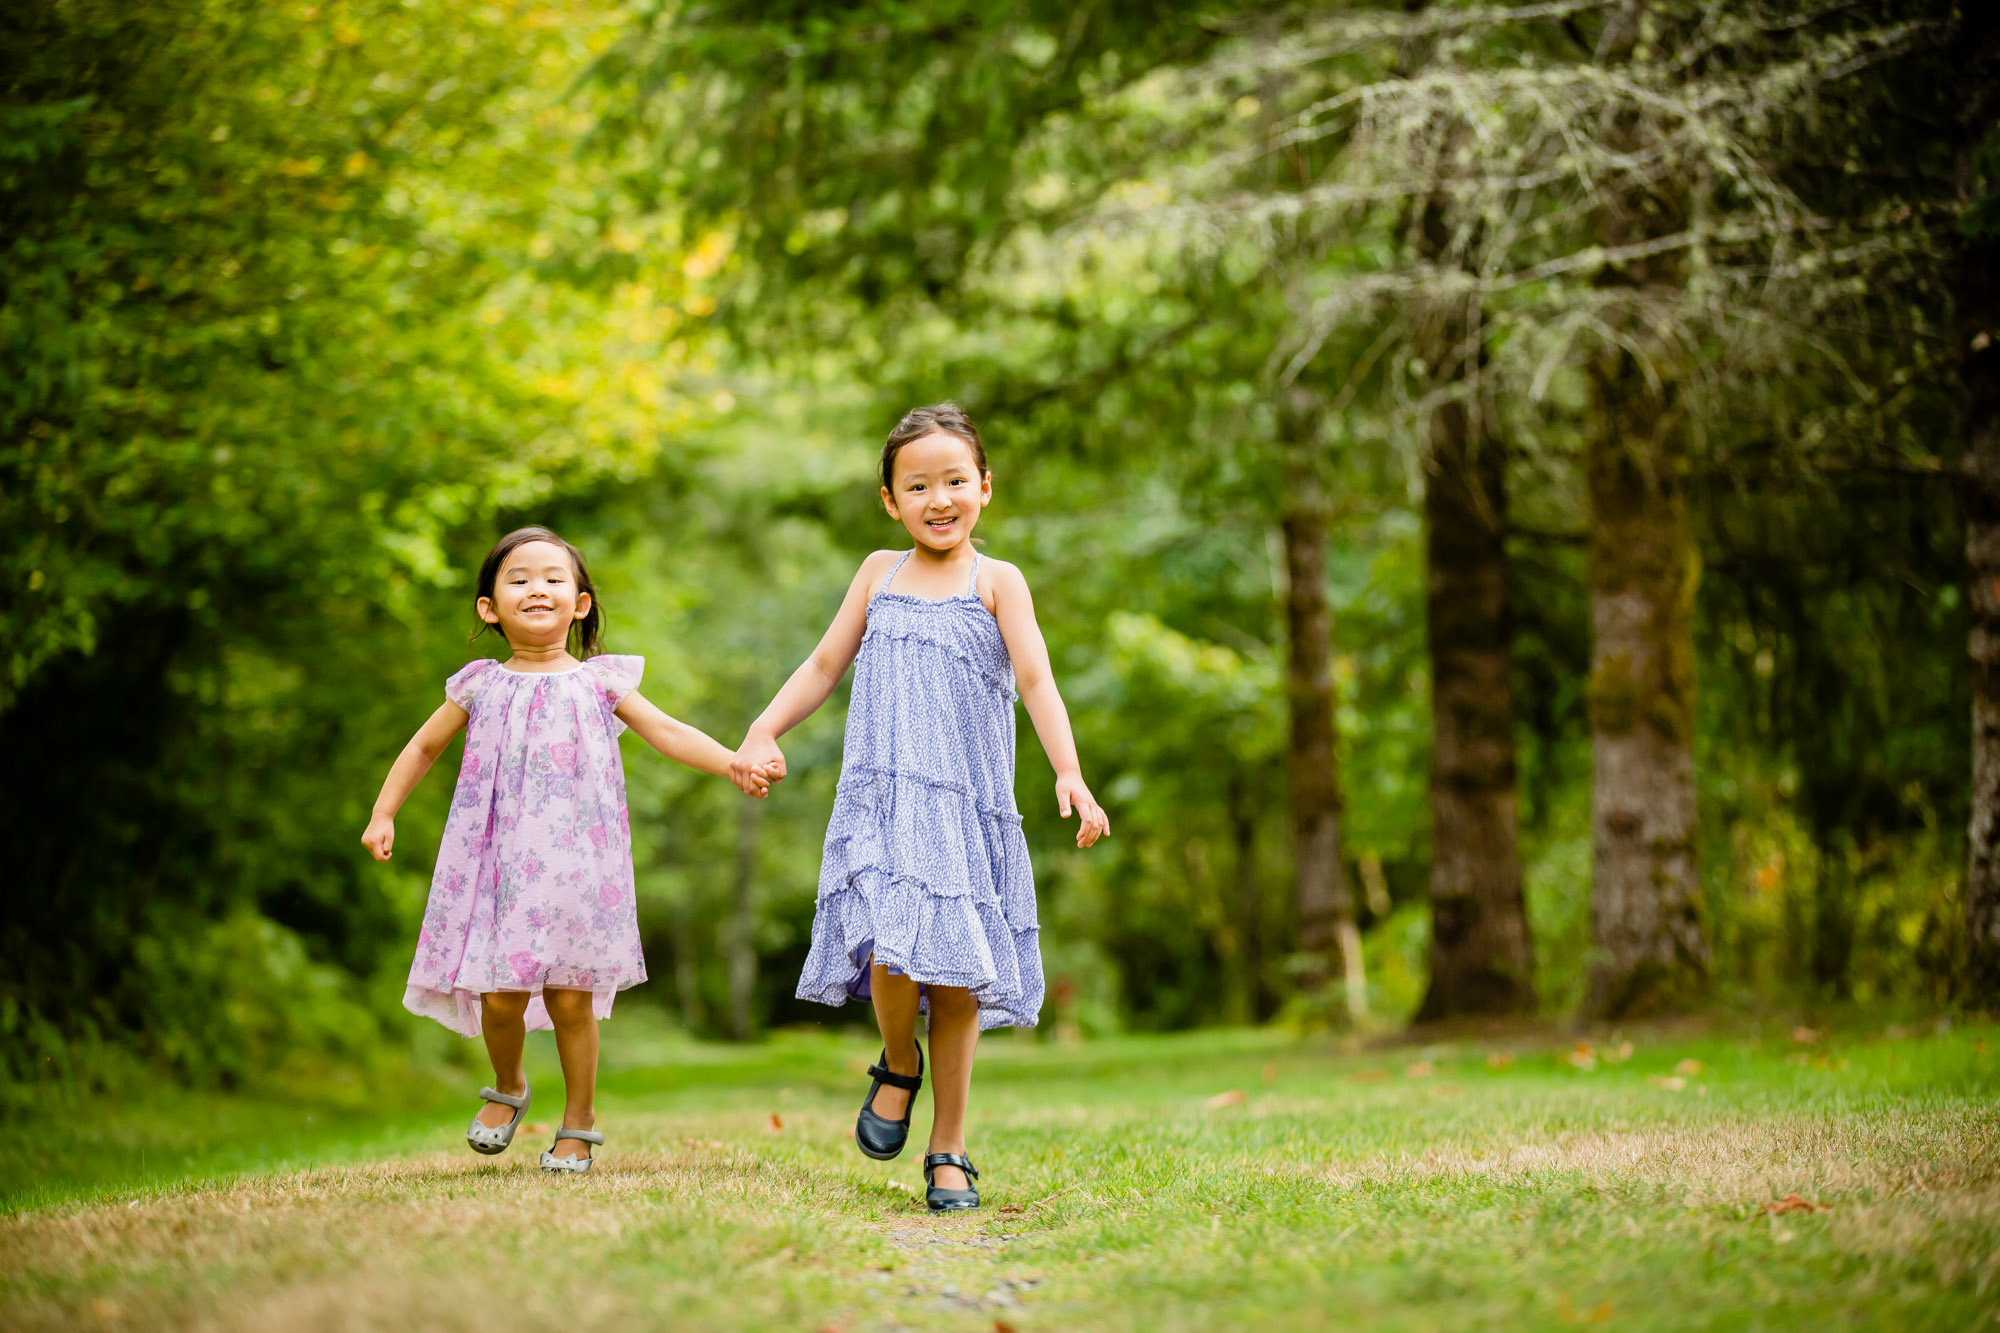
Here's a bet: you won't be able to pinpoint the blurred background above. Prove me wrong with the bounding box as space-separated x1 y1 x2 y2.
3 0 1991 1102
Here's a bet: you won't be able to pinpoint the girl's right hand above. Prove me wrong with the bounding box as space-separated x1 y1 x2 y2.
731 733 786 793
362 812 396 862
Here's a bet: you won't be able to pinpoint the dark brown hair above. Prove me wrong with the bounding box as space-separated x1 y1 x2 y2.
472 526 604 658
880 401 989 492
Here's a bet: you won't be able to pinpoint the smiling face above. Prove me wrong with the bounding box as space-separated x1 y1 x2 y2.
881 430 991 552
477 539 592 649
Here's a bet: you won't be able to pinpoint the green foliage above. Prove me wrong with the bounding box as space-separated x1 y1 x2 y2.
0 0 719 1082
1 0 1983 1092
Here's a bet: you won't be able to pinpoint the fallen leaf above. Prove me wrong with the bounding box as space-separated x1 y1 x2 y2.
1646 1075 1687 1091
998 1204 1025 1214
768 1112 784 1132
1405 1061 1434 1079
995 1321 1019 1333
1567 1044 1597 1071
525 1122 550 1135
1761 1193 1830 1214
1673 1058 1704 1076
1791 1026 1821 1045
1206 1089 1246 1108
1353 1067 1390 1083
1486 1051 1514 1069
1261 1062 1278 1084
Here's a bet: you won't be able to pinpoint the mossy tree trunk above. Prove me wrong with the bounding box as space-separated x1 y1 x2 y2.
1957 5 2000 1005
1417 393 1536 1021
1584 353 1708 1017
1412 188 1535 1023
1279 391 1365 1018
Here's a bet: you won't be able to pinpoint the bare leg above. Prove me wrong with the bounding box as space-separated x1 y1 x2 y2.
924 985 980 1190
543 988 601 1159
867 959 924 1121
475 990 531 1129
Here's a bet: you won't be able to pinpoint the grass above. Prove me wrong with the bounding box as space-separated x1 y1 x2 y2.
1 1015 1996 1331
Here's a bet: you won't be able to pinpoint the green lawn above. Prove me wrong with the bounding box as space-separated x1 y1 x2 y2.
2 1018 1995 1330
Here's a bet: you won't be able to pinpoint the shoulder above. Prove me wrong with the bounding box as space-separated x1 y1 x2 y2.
445 658 502 710
582 654 644 704
857 548 906 597
978 556 1029 596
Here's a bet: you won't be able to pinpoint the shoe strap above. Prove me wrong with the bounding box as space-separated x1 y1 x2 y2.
554 1128 604 1145
867 1063 923 1091
479 1085 530 1110
867 1044 924 1091
923 1152 978 1181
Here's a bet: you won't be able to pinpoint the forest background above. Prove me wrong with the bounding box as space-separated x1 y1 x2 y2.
5 0 1996 1100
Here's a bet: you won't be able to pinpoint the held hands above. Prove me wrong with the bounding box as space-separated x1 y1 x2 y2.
731 732 788 797
731 760 780 799
1056 773 1111 848
362 812 396 862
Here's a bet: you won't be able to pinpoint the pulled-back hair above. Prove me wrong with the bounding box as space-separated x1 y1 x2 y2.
881 402 989 492
472 525 604 658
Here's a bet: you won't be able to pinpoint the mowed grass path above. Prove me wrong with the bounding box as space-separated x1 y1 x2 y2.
2 1020 1996 1331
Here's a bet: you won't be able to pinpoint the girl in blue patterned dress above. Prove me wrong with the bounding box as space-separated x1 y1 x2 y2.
732 403 1110 1212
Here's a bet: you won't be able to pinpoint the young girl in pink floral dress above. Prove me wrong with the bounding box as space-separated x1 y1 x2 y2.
363 526 771 1172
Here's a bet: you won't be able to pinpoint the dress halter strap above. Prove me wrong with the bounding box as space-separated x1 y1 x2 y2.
967 551 981 597
880 549 915 596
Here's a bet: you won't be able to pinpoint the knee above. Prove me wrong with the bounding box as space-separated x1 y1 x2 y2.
543 988 596 1026
483 990 530 1023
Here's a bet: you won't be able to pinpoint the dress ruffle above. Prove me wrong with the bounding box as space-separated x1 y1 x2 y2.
795 560 1043 1029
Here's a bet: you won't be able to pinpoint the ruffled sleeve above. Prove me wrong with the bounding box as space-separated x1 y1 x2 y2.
445 659 500 715
584 654 644 735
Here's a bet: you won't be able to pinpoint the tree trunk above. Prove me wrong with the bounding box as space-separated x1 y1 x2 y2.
1278 391 1365 1019
1958 6 2000 1005
1584 355 1708 1017
670 892 706 1032
1227 773 1265 1023
726 796 761 1041
1417 393 1536 1021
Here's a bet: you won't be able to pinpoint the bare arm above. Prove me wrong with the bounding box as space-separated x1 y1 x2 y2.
730 551 900 788
617 690 770 796
361 701 470 861
988 561 1111 848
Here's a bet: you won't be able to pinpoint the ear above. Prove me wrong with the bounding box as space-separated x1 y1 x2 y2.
881 485 900 520
979 471 993 508
573 591 592 622
477 596 501 625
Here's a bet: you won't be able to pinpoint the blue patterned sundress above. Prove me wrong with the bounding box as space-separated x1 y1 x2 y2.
795 549 1043 1029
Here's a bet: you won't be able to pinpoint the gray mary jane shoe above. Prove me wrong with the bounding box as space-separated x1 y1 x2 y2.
539 1127 604 1174
923 1152 980 1213
465 1083 531 1155
855 1042 925 1161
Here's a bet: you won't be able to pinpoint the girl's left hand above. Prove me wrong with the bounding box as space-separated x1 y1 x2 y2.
1056 774 1110 848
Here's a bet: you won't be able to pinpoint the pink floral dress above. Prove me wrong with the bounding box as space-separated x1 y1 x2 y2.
403 655 647 1036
